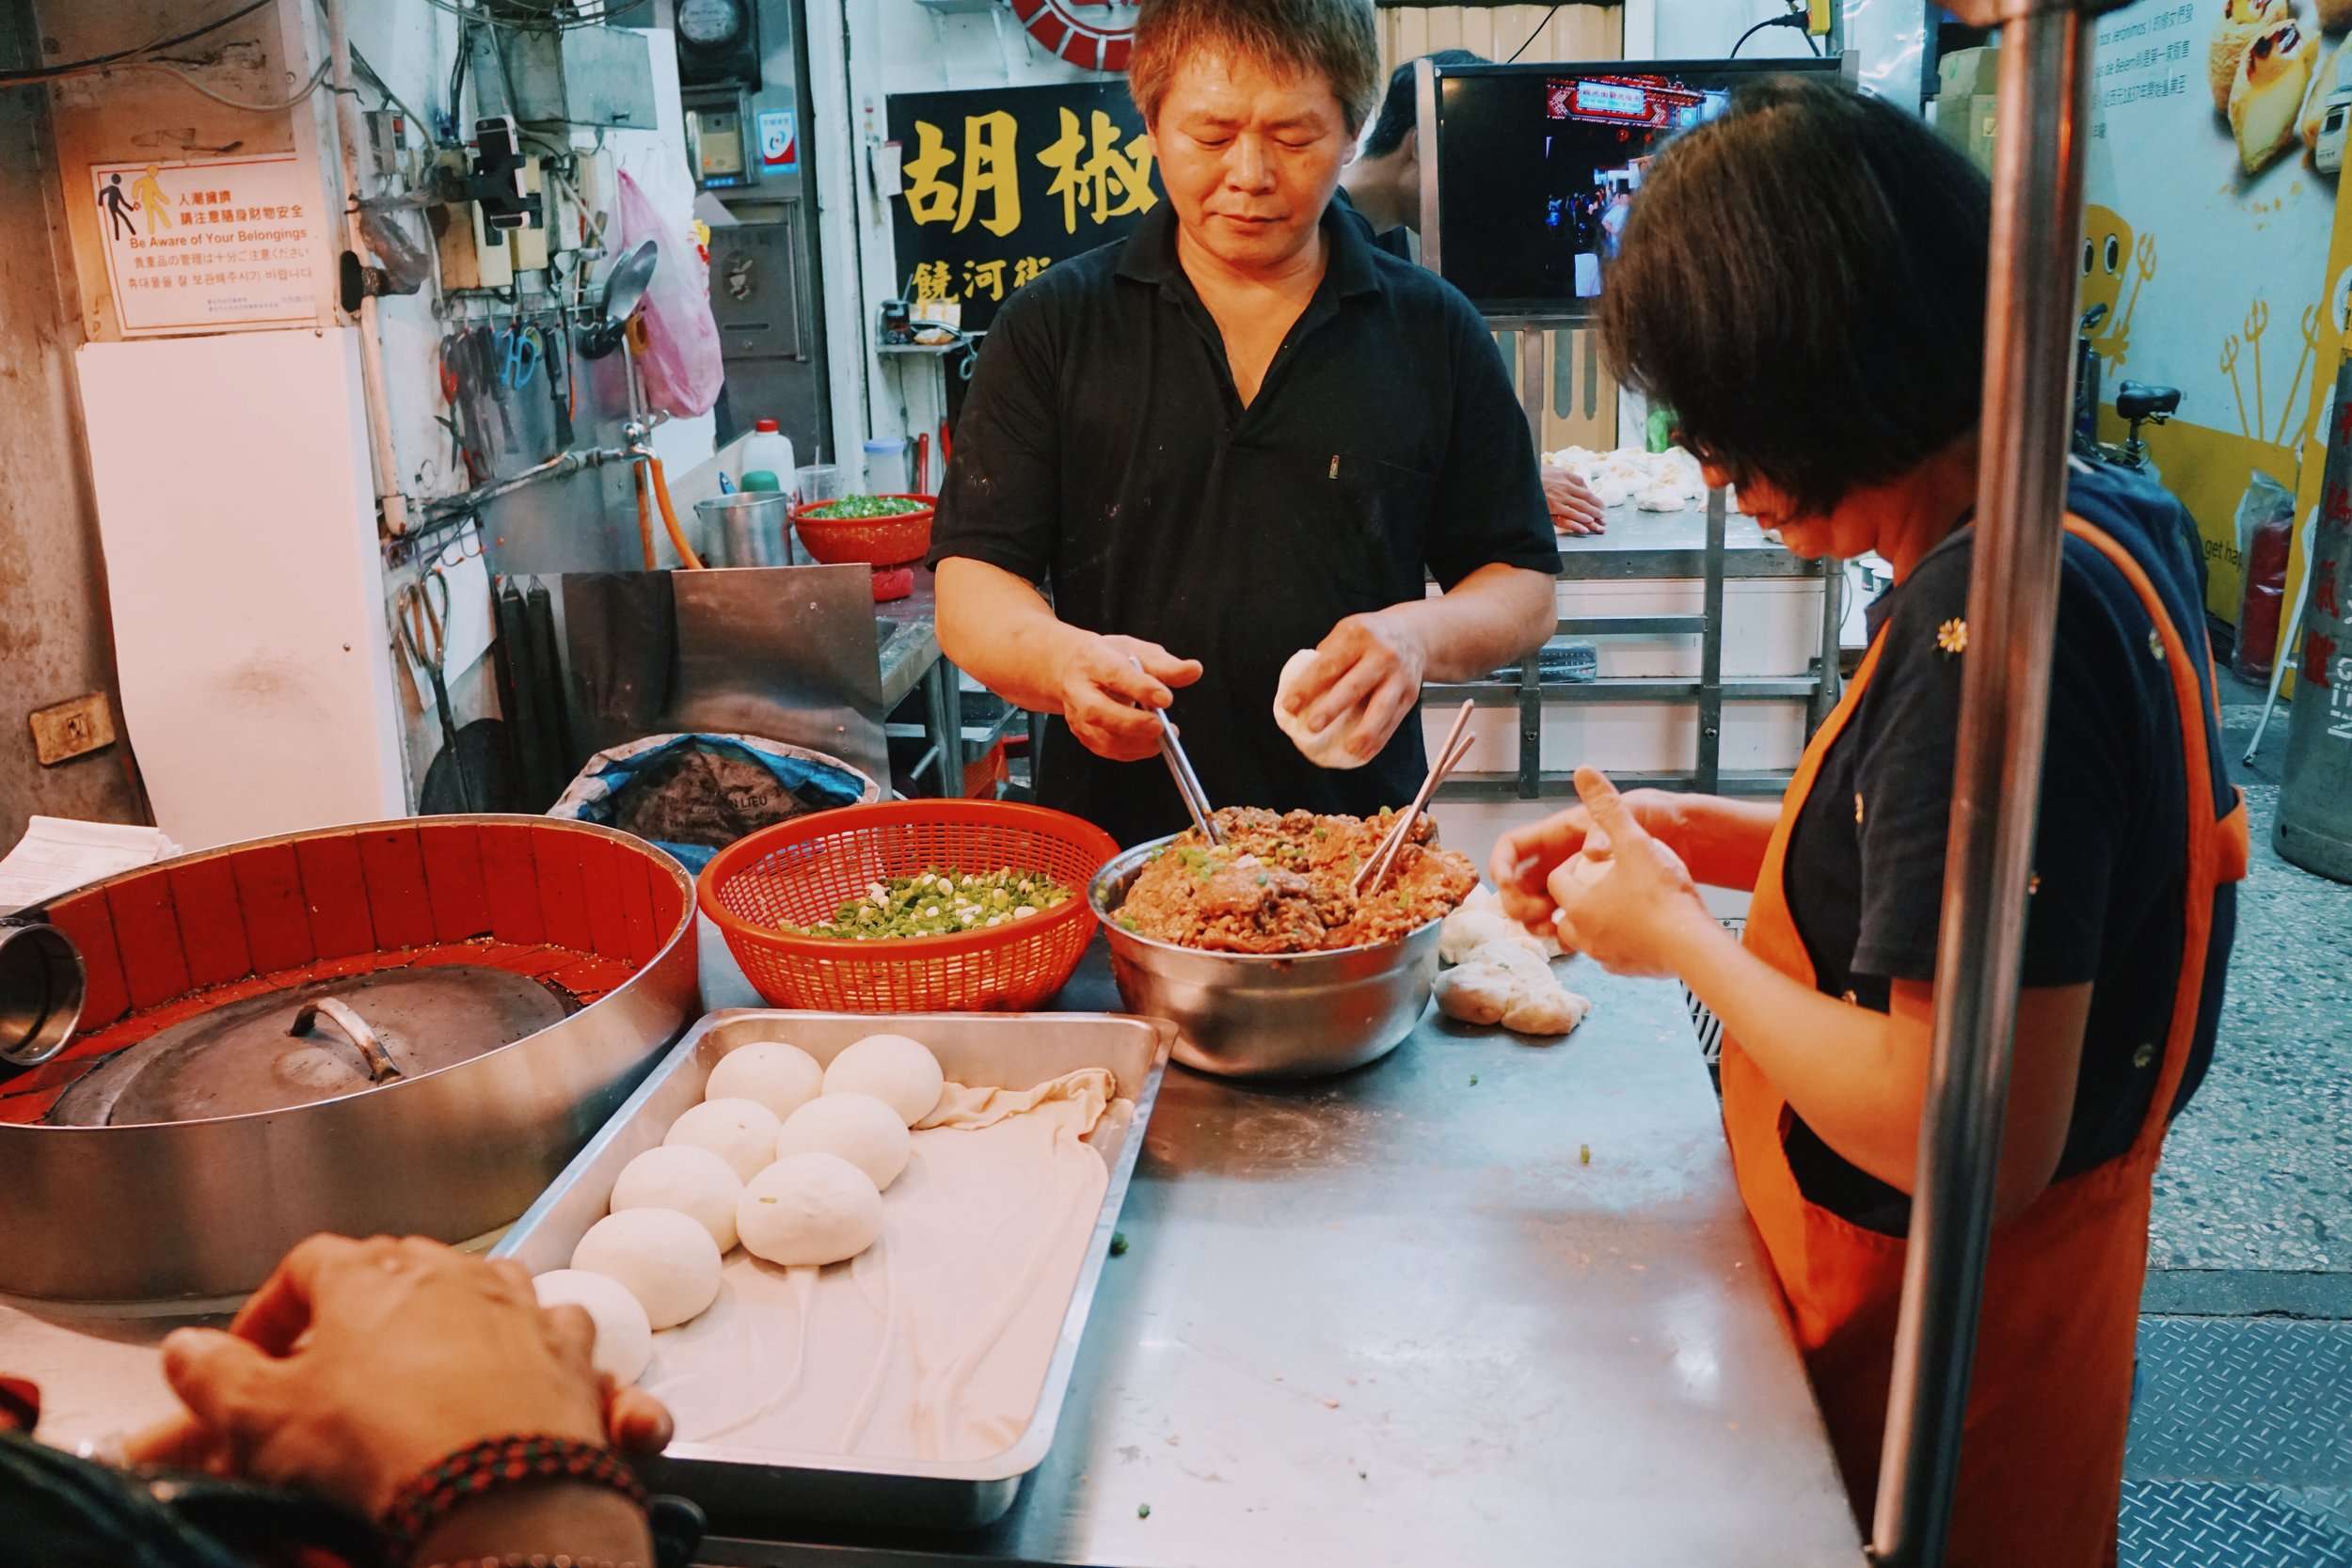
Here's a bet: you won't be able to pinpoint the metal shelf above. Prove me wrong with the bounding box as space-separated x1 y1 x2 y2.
1434 327 1846 804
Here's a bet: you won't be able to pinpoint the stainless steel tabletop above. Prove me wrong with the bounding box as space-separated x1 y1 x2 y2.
1552 501 1819 580
875 571 943 713
688 948 1863 1566
0 942 1862 1567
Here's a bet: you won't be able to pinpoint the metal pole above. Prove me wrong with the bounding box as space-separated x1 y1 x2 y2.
1868 9 2096 1566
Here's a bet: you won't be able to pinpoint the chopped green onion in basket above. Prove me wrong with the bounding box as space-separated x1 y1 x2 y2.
803 493 926 520
787 867 1074 940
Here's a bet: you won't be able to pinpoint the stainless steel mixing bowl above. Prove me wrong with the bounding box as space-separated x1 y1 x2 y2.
1089 836 1440 1079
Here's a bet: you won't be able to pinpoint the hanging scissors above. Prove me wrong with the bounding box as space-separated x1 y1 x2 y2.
495 323 543 389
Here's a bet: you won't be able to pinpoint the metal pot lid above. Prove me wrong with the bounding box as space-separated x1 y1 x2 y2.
49 965 570 1129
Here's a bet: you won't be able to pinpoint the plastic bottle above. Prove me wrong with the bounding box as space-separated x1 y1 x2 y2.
739 418 795 492
864 436 909 496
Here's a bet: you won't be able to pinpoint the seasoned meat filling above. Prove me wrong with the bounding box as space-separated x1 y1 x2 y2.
1118 807 1476 953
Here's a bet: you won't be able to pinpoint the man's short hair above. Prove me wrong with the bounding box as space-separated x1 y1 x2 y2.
1362 49 1485 159
1129 0 1382 135
1597 77 1992 515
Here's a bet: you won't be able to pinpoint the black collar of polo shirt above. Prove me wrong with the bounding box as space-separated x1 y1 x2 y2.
1113 198 1384 303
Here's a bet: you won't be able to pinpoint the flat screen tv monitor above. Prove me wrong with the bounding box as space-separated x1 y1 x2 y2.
1422 56 1844 318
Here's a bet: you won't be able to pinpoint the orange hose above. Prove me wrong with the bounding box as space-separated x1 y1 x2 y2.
633 458 657 570
646 453 705 570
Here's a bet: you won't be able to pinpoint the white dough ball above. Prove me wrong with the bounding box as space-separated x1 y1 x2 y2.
664 1096 782 1181
532 1269 653 1385
822 1034 945 1127
611 1144 744 1253
1273 648 1365 770
776 1093 911 1192
705 1041 824 1122
737 1152 885 1266
569 1209 722 1330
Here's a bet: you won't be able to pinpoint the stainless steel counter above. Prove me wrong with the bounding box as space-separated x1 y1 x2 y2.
1551 499 1818 579
0 943 1862 1567
875 571 942 714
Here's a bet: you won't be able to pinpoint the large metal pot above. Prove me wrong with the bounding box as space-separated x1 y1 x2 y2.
0 816 700 1304
1089 836 1440 1079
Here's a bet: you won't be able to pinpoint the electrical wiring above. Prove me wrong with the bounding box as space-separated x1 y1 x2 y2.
415 0 651 34
1504 5 1564 66
0 0 273 84
1729 13 1812 58
117 55 337 113
346 40 437 140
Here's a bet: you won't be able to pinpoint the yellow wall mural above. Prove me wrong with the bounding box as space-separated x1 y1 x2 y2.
2084 0 2345 631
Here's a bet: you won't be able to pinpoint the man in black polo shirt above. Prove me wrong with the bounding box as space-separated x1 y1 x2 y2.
930 0 1559 848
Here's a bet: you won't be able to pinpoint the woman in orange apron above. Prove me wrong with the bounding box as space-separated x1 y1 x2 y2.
1494 81 2246 1565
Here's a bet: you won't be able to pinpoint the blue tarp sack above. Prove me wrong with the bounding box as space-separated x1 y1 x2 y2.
548 733 879 871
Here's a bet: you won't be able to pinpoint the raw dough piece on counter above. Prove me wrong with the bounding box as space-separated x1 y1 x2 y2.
666 1097 783 1181
532 1268 654 1385
612 1144 744 1253
2211 0 2294 116
1272 648 1365 769
776 1093 912 1191
2232 18 2316 175
738 1151 884 1266
1633 481 1686 514
1439 884 1560 963
1435 940 1592 1038
706 1041 824 1122
572 1208 723 1329
824 1034 946 1126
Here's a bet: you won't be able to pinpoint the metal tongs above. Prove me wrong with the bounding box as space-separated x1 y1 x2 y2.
1132 657 1221 845
1354 699 1476 895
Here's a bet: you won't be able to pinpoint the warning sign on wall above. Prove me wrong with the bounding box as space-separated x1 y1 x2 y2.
89 152 319 336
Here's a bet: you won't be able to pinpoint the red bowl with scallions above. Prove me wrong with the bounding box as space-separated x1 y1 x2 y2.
790 493 936 567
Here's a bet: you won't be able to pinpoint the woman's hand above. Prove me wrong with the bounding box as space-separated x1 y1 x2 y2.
1285 610 1428 765
1490 784 1691 929
1543 465 1607 536
124 1236 668 1520
1537 768 1712 978
1057 633 1203 763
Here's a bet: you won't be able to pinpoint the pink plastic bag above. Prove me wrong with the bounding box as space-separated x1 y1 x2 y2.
615 169 723 418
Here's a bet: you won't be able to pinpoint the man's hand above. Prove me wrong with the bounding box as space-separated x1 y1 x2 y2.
1543 465 1606 537
1540 768 1710 977
1058 633 1203 763
1284 610 1428 766
1489 784 1691 929
121 1236 667 1520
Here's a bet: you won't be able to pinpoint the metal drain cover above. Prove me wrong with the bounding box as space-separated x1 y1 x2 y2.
50 965 569 1127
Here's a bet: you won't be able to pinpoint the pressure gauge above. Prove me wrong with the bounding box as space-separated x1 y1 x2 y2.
677 0 743 47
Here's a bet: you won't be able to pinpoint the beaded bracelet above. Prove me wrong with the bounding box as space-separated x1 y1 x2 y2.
380 1433 647 1561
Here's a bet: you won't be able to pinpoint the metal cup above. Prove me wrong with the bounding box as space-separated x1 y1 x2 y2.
0 915 87 1069
694 492 796 568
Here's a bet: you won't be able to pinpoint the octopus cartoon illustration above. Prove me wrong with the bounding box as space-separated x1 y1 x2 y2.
2079 203 2155 368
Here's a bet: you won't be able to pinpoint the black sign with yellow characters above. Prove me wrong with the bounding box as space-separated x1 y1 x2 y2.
885 81 1161 333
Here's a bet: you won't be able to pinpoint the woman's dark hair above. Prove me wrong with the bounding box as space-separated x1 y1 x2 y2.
1596 77 1993 513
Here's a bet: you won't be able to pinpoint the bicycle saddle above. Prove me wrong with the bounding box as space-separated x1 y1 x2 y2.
2115 382 2182 420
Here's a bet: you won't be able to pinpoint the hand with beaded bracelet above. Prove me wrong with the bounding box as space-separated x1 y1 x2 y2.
121 1235 673 1567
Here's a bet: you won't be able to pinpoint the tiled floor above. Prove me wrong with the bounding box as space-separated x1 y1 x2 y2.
2125 670 2351 1566
2145 673 2352 1273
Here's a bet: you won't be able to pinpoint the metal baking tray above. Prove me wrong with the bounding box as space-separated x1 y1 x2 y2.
492 1008 1174 1533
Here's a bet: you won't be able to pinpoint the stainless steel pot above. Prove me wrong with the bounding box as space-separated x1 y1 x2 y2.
1089 836 1440 1079
0 816 700 1305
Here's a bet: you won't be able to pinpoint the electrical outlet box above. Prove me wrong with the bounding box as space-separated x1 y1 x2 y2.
29 693 118 767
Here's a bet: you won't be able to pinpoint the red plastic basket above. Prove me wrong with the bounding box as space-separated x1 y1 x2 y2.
789 495 935 567
696 800 1118 1013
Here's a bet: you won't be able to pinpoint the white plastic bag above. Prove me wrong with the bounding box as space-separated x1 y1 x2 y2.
615 169 723 418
